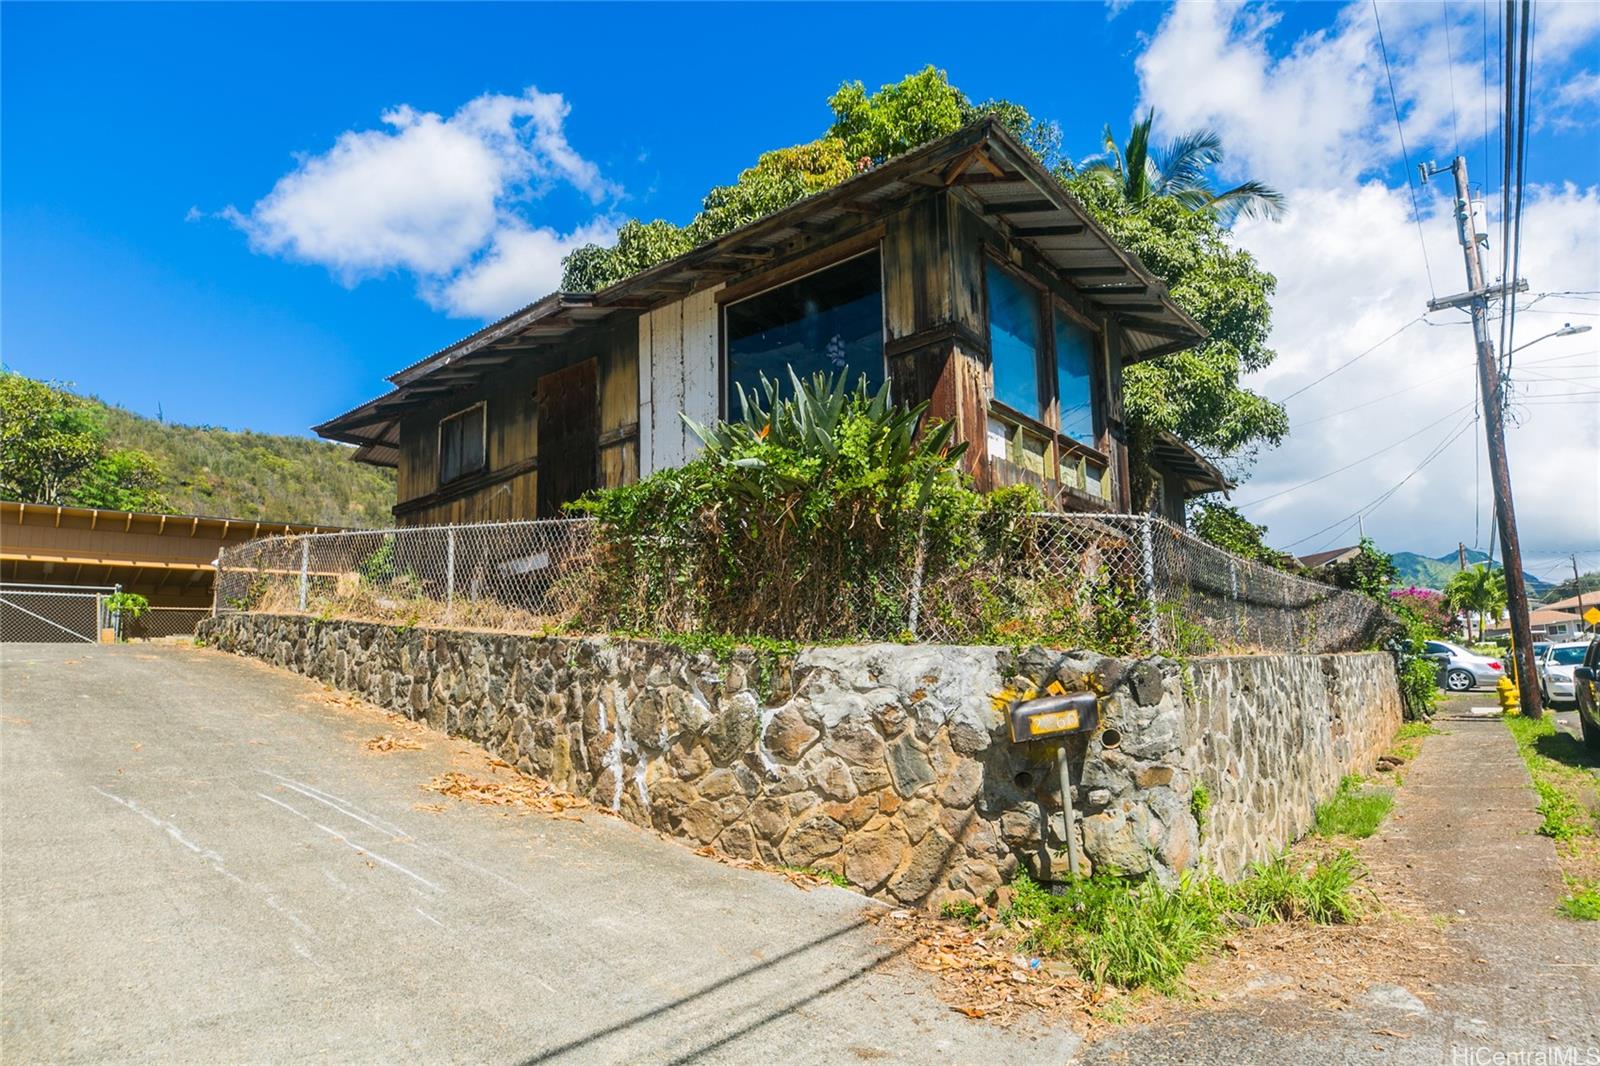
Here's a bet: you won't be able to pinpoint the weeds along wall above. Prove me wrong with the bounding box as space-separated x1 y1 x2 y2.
199 614 1402 896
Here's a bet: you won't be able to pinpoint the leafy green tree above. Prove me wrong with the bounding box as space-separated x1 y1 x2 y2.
1542 571 1600 604
0 371 172 511
1320 538 1400 600
0 372 104 503
66 448 169 512
1445 564 1507 642
1084 110 1286 223
1189 501 1294 569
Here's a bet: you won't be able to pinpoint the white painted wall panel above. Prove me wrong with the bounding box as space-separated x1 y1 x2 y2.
638 285 724 475
679 285 722 460
651 302 685 470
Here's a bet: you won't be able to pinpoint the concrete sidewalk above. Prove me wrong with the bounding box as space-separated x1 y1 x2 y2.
1079 716 1600 1064
0 644 1077 1065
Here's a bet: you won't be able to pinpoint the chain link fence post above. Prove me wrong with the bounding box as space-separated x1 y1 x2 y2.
445 526 456 621
1138 516 1159 648
297 539 310 612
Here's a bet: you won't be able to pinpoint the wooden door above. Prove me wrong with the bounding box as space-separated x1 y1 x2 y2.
536 359 599 517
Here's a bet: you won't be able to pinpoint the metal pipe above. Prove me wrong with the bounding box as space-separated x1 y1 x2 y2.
1056 743 1080 878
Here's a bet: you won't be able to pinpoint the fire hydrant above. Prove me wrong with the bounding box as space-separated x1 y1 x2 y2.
1496 674 1520 714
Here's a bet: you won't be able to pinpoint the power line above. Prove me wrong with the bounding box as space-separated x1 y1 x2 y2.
1239 402 1475 507
1442 1 1464 159
1278 409 1478 550
1275 316 1424 403
1372 0 1438 297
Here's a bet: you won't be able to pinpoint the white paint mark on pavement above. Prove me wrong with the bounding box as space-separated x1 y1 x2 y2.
413 907 446 929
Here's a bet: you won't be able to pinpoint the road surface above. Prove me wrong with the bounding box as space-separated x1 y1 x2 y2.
1 644 1075 1065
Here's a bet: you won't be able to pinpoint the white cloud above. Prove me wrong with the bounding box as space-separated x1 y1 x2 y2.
229 86 620 318
1134 1 1600 560
430 217 618 320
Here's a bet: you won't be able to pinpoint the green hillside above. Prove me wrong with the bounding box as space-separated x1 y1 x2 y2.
1392 549 1549 595
92 400 396 527
0 370 395 527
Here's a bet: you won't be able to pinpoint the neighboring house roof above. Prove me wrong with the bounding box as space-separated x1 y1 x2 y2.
1149 431 1233 498
1527 608 1583 626
1543 592 1599 613
317 117 1209 456
1297 546 1362 569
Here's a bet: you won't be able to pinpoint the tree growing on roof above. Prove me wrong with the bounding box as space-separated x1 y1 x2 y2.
1083 110 1287 223
559 69 1284 498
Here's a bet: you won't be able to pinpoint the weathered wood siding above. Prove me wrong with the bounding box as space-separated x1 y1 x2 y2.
638 285 722 476
394 318 638 526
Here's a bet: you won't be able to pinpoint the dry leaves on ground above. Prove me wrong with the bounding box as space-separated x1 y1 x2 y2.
422 770 590 817
865 907 1091 1026
688 845 839 891
365 733 423 753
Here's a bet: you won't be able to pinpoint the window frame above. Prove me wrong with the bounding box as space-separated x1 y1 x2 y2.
436 400 488 487
980 250 1110 493
719 245 889 420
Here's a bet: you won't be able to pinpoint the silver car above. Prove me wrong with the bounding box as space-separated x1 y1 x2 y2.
1423 640 1506 692
1538 641 1588 706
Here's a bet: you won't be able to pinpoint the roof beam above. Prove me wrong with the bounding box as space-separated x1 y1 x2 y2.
1059 266 1130 278
1013 224 1086 238
983 199 1058 215
1082 282 1149 294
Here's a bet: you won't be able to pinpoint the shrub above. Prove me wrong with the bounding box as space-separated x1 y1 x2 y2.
569 370 1152 650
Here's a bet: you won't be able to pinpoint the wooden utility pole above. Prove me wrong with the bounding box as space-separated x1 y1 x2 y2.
1426 156 1543 717
1458 542 1468 570
1575 555 1588 629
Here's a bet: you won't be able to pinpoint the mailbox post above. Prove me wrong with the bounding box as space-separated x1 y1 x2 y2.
1008 692 1099 881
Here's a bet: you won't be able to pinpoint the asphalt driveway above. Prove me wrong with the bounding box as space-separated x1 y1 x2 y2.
0 644 1075 1065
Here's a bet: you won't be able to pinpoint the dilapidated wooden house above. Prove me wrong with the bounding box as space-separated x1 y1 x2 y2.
317 118 1228 527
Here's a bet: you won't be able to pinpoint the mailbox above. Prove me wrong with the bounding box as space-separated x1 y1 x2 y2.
1008 692 1099 744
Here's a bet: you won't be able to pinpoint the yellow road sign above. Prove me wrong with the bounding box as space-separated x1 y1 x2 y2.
1585 605 1600 625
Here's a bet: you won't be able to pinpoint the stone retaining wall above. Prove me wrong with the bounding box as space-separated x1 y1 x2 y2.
198 614 1400 900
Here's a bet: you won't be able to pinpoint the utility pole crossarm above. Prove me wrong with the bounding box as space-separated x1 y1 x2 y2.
1426 278 1528 313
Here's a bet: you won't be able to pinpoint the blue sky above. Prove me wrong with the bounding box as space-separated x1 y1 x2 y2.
3 1 1597 563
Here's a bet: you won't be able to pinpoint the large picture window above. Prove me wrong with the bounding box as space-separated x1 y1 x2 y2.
725 251 884 414
438 403 486 484
1053 308 1098 445
984 260 1045 419
983 256 1108 501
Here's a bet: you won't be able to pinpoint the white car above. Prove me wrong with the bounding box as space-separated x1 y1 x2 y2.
1538 641 1589 706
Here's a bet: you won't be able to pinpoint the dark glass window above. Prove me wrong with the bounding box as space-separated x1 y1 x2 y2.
1053 309 1098 445
985 261 1045 419
725 252 884 414
439 404 485 484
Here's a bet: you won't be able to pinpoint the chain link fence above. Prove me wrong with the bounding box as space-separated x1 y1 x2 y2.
213 514 1391 656
124 607 213 641
0 584 112 643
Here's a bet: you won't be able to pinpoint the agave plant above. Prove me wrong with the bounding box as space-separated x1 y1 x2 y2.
683 367 967 512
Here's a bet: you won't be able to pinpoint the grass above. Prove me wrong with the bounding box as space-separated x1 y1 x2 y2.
1313 775 1395 839
999 849 1364 993
1503 713 1600 921
1558 882 1600 921
1388 721 1442 763
784 865 849 888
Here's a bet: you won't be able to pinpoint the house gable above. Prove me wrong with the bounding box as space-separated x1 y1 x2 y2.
316 118 1211 525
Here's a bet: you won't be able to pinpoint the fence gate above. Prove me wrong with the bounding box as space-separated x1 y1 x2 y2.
0 584 114 643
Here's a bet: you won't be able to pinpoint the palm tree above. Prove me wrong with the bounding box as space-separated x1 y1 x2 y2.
1085 110 1287 223
1444 564 1507 642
